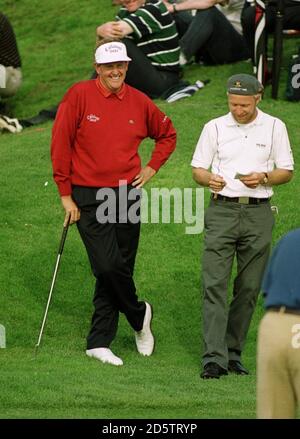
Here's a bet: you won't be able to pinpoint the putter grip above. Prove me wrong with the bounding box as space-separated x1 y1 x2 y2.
58 223 69 255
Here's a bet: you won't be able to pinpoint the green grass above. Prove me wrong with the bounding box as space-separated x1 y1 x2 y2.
0 0 300 419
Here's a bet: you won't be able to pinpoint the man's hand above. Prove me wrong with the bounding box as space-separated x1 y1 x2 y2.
61 195 81 226
209 174 226 192
96 22 124 39
162 1 174 12
132 166 156 188
239 172 265 189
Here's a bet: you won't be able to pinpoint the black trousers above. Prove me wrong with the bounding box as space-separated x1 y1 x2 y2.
72 185 146 349
122 38 184 99
177 7 249 64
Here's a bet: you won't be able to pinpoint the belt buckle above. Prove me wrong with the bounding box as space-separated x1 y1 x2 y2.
238 197 249 204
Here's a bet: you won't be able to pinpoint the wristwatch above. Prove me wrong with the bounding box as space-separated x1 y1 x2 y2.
262 172 269 184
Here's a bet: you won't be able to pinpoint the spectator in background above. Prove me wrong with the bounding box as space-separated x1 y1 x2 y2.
163 0 249 65
257 228 300 419
96 0 206 101
241 0 300 60
0 12 22 133
165 1 194 39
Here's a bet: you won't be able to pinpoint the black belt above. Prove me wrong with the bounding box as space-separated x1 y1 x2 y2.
267 306 300 316
212 194 270 205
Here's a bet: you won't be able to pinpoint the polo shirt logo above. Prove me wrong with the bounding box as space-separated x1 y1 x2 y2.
87 114 100 122
129 119 135 124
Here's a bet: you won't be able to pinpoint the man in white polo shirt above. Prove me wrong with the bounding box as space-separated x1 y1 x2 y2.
191 73 294 379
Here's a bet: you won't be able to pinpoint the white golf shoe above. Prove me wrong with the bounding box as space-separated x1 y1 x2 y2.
86 348 123 366
135 302 155 356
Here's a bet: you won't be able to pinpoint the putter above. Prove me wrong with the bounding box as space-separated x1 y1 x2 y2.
35 218 70 354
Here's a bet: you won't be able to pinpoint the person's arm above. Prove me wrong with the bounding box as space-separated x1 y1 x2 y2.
163 0 223 13
96 21 124 39
241 119 294 189
132 100 176 188
117 4 164 40
240 169 293 189
191 121 227 191
192 168 227 191
61 196 81 226
115 20 134 36
131 166 156 188
265 169 293 185
51 88 81 224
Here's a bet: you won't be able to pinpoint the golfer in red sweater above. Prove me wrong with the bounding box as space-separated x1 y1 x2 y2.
51 39 176 366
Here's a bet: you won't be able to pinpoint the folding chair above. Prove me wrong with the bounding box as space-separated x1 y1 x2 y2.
254 0 300 98
271 0 300 98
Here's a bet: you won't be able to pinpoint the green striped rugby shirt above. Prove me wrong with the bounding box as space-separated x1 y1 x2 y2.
116 0 180 72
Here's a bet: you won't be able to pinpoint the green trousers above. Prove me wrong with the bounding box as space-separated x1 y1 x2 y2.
202 199 274 369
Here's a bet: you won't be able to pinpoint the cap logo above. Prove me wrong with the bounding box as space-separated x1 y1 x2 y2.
234 80 242 88
227 74 263 95
105 44 122 53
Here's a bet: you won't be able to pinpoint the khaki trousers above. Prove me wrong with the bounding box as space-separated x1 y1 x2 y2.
257 311 300 418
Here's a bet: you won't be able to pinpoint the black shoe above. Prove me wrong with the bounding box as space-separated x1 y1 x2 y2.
200 362 228 379
228 360 249 375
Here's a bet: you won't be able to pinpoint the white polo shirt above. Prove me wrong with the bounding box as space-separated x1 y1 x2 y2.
191 109 294 198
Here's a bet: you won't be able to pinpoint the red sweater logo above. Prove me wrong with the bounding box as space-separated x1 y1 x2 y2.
87 114 100 122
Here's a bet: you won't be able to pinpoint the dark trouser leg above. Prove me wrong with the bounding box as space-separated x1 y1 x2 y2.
241 3 256 61
241 4 275 62
172 10 193 39
73 186 145 349
180 7 249 64
202 201 239 369
282 4 300 29
88 277 119 349
122 38 181 99
226 203 274 361
241 3 300 63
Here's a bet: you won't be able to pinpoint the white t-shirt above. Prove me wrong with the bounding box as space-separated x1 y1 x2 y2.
191 108 294 198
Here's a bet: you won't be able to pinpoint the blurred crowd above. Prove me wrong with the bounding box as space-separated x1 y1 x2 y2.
1 1 300 132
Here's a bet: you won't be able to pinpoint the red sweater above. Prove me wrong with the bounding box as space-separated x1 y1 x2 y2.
51 80 176 196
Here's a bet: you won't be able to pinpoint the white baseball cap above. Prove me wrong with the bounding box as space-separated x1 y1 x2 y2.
95 42 132 64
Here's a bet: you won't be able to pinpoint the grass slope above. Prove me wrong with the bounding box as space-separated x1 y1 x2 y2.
0 0 299 419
